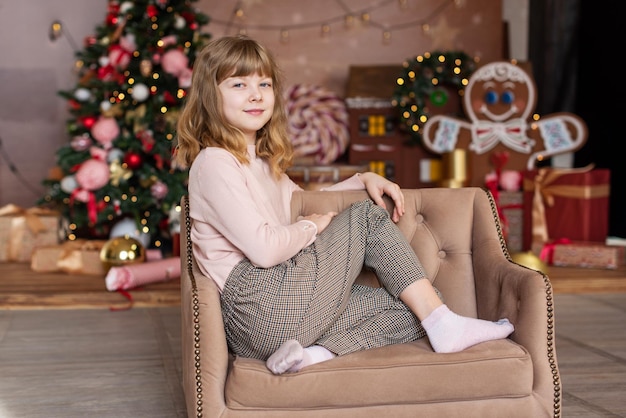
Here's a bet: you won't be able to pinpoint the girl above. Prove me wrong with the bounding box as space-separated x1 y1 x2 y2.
175 35 513 375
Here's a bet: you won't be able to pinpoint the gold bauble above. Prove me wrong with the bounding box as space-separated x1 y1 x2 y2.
511 251 548 273
100 235 146 272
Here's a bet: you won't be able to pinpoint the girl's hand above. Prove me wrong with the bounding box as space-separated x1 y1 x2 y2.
298 212 337 234
359 172 405 222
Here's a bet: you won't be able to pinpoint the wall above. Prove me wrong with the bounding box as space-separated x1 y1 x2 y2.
0 0 508 208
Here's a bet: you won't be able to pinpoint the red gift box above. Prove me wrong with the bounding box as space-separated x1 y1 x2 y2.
522 165 610 250
549 241 625 269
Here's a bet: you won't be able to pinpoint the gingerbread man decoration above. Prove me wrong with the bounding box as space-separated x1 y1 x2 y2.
422 61 588 187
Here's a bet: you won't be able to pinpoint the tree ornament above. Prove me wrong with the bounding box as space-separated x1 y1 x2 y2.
75 159 110 191
119 2 133 14
84 35 97 47
60 175 79 194
161 49 189 76
109 217 151 248
109 160 132 186
131 83 150 102
139 59 153 77
100 235 146 272
91 117 120 148
123 151 143 169
107 148 125 163
100 100 112 113
146 5 159 18
174 15 186 29
70 134 92 151
150 180 168 200
81 116 97 129
74 88 92 102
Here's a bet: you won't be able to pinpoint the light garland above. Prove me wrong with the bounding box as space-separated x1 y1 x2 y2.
392 50 477 145
213 0 462 44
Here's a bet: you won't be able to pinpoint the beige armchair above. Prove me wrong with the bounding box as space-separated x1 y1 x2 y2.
180 187 561 417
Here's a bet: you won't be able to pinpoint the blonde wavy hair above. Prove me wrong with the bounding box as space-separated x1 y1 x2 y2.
175 35 293 179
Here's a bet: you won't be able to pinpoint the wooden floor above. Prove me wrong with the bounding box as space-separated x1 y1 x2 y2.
1 263 625 417
2 262 626 311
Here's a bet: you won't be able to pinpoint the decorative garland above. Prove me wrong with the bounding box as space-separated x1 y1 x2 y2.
392 51 476 145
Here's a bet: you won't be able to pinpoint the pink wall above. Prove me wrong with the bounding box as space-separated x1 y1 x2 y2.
0 0 502 208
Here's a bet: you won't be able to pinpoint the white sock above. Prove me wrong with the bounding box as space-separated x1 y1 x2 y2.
266 340 335 375
421 305 514 353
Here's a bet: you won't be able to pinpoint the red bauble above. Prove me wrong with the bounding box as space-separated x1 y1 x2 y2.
105 13 118 26
124 152 143 169
163 91 177 105
108 2 120 14
84 36 97 47
68 99 81 110
81 116 97 129
147 5 158 18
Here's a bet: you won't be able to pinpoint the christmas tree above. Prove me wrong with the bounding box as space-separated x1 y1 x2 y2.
40 0 210 248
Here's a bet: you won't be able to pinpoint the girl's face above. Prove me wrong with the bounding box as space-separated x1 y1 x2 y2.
218 73 275 145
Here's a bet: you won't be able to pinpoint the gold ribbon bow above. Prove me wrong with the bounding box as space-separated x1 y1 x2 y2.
523 164 609 244
0 204 57 234
0 204 58 261
57 239 107 273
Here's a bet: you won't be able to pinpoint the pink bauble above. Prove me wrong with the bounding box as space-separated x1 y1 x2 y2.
178 67 192 88
150 181 169 200
70 135 92 151
91 117 120 148
499 170 522 191
119 34 136 53
161 49 189 76
73 189 92 203
75 159 110 191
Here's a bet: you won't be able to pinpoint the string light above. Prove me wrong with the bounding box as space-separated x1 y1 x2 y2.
211 0 457 44
48 19 79 51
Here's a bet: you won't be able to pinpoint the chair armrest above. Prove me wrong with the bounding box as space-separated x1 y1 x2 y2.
473 247 559 412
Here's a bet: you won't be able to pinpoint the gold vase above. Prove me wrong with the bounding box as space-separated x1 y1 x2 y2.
439 149 468 188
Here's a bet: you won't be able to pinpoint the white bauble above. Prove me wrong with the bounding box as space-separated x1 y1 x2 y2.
174 15 186 29
107 148 125 163
98 56 110 67
109 217 151 248
74 88 92 102
100 100 112 112
131 83 150 102
120 1 133 14
60 175 78 193
168 204 181 233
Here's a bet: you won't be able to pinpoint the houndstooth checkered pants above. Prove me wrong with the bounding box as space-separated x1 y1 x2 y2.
221 199 429 360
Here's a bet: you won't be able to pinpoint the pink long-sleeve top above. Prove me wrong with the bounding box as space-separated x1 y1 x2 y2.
188 145 366 292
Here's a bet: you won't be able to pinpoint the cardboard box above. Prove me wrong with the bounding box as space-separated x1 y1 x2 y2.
0 204 59 263
522 166 610 249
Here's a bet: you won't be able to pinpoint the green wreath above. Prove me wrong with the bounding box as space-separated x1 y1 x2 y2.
392 51 476 145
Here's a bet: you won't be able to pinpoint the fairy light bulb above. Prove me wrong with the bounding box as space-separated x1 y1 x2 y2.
382 30 391 44
344 14 355 29
321 24 330 37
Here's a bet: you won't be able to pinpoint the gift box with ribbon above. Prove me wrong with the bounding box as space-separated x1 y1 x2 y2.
535 239 625 269
0 204 60 263
498 191 524 252
31 239 108 275
31 239 164 275
522 165 610 250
